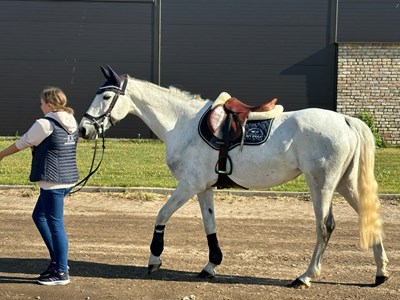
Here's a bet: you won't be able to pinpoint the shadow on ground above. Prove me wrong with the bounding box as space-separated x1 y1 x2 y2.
0 257 376 288
0 257 287 286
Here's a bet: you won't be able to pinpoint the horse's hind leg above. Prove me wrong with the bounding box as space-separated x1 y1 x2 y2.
197 188 223 278
373 242 390 285
290 187 336 289
336 178 389 285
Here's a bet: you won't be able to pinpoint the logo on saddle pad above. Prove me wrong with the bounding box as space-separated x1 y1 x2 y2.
198 107 274 150
246 124 269 143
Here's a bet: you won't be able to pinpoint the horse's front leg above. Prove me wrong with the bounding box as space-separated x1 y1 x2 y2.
148 182 195 274
197 189 223 278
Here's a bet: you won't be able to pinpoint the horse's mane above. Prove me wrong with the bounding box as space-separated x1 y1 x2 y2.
128 76 205 103
167 86 204 102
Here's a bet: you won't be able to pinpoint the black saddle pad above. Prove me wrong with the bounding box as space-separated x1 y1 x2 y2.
198 107 274 150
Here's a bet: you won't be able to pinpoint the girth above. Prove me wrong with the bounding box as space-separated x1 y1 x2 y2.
213 112 248 189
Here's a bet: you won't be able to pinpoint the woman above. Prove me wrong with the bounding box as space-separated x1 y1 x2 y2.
0 87 79 285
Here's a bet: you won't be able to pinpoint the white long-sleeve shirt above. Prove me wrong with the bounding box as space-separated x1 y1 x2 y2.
16 111 78 190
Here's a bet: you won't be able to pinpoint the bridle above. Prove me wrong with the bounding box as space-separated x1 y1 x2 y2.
70 77 128 194
83 77 128 129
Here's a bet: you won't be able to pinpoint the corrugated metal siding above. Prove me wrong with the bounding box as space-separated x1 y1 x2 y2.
0 0 153 138
161 0 337 111
337 1 400 43
0 0 337 138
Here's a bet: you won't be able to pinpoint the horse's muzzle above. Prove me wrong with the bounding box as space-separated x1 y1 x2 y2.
79 124 97 140
79 126 87 139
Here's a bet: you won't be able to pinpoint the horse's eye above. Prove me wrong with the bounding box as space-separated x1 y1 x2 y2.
103 94 112 101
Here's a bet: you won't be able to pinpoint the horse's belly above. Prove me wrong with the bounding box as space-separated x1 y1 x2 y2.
227 149 301 189
231 169 301 189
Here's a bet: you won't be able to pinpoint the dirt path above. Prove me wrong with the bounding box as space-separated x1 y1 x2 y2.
0 190 399 299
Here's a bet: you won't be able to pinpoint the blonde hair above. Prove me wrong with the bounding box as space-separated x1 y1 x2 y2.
41 87 74 114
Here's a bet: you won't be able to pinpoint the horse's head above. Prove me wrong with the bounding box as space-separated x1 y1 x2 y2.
79 65 132 139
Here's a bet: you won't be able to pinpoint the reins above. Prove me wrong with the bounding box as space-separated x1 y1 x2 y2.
70 77 127 194
70 127 106 194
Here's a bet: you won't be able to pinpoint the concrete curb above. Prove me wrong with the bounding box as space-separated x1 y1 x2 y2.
0 185 399 200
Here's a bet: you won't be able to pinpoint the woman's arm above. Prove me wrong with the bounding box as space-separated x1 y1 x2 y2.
0 118 52 162
15 119 52 150
0 143 20 161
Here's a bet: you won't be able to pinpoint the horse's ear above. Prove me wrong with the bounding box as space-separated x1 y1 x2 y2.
106 65 122 86
100 65 110 79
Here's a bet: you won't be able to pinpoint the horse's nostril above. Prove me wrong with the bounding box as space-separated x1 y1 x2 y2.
79 127 86 138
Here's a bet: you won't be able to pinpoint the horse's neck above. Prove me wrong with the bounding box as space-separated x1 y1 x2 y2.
128 79 203 141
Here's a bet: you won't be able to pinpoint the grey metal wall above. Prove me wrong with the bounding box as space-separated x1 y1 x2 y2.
337 0 400 42
0 0 154 138
0 0 337 138
161 0 337 111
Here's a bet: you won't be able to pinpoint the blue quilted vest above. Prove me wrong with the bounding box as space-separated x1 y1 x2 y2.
29 117 79 183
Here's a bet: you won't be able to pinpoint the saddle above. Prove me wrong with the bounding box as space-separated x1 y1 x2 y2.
208 92 279 144
207 92 283 189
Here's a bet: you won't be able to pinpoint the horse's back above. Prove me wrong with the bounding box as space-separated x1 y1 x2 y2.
266 108 359 173
277 108 358 143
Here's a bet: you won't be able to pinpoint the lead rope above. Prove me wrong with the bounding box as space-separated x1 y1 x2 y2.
70 124 106 194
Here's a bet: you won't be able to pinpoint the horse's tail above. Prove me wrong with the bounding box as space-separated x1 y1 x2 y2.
346 116 382 249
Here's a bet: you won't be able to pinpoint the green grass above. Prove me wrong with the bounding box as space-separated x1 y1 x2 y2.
375 147 400 194
0 138 399 194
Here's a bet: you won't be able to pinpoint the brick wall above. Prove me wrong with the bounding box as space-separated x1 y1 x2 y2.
337 43 400 145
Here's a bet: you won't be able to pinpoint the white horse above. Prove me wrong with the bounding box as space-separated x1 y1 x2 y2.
79 66 389 289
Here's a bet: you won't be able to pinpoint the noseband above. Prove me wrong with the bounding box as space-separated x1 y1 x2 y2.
83 77 128 130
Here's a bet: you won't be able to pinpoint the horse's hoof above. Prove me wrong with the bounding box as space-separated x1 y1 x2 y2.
375 275 390 286
198 269 215 279
288 278 310 289
147 261 162 275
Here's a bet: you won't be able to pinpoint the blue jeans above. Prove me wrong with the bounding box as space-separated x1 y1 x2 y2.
32 188 71 273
